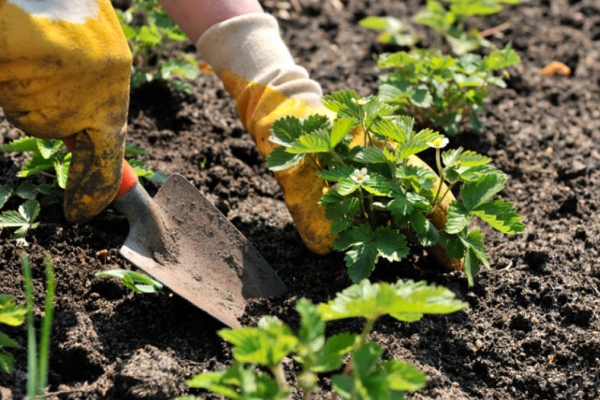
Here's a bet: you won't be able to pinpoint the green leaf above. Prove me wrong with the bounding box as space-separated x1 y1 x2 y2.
137 24 162 46
384 360 427 392
343 243 379 283
472 199 525 234
330 118 355 148
337 178 361 196
459 229 490 269
359 16 409 33
399 129 444 160
219 317 298 368
353 147 390 164
266 147 304 171
362 174 392 196
37 139 64 159
387 191 413 218
0 352 15 373
95 269 163 293
322 90 361 118
373 226 409 263
96 269 163 293
312 332 357 373
15 181 36 200
442 147 491 168
1 137 38 152
317 165 356 183
445 201 471 234
334 225 408 282
0 180 14 209
371 118 407 144
410 87 433 108
287 130 331 154
460 173 507 210
463 247 480 287
186 362 281 400
0 331 19 348
325 198 360 234
53 157 70 189
410 212 439 247
0 199 40 245
269 116 304 146
17 154 54 177
353 342 383 379
484 44 521 71
0 295 27 326
125 142 148 156
296 299 325 352
317 279 468 323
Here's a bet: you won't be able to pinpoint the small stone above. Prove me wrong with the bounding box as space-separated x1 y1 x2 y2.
475 339 484 349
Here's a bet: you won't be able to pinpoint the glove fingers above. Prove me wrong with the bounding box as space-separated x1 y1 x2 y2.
64 126 126 223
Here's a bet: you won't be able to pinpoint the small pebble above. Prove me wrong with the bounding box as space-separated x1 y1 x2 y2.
475 339 484 349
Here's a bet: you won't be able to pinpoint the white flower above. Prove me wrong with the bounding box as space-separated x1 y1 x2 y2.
427 137 449 149
351 168 370 184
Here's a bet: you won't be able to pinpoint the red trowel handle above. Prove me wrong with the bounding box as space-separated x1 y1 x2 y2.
62 136 138 200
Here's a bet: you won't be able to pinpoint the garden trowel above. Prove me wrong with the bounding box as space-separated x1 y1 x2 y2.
64 137 287 328
112 161 288 328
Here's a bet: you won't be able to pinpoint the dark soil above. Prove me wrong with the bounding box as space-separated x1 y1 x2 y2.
2 0 600 399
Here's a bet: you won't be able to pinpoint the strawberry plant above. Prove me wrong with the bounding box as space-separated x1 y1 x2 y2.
267 90 525 286
181 279 468 399
0 137 166 244
377 44 520 135
361 0 521 55
115 0 199 92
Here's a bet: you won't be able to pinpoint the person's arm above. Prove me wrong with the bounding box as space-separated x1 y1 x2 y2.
157 0 263 43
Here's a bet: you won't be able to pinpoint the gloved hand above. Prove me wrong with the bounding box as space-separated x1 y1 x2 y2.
197 13 462 270
0 0 132 223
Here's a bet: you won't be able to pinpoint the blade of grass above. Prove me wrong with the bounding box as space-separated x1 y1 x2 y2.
38 253 55 394
21 253 37 399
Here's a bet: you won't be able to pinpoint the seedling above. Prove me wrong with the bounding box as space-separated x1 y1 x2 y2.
115 0 199 92
21 253 55 398
181 279 468 399
377 44 520 135
95 269 163 294
0 294 27 373
267 90 525 286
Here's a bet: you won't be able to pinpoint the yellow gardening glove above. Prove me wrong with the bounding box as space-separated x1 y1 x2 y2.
0 0 131 223
197 13 462 270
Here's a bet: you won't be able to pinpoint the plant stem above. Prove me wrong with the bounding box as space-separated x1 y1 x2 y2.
431 148 444 207
358 188 368 222
342 317 376 376
271 363 289 395
38 254 55 395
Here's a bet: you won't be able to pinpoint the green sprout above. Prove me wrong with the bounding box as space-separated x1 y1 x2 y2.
21 253 55 398
267 90 525 286
95 269 163 294
182 279 468 400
